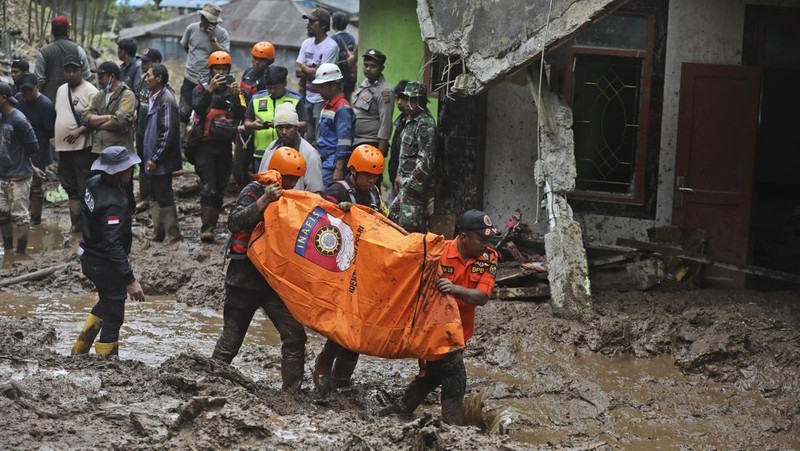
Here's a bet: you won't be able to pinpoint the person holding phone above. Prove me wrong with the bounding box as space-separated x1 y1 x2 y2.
191 51 245 243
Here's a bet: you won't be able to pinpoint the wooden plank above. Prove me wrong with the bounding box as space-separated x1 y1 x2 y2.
617 238 800 285
493 285 551 300
588 253 637 268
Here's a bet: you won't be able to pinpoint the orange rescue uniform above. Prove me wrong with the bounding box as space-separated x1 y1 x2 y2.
439 239 498 341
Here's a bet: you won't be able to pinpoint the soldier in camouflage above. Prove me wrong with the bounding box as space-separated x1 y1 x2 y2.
389 81 437 233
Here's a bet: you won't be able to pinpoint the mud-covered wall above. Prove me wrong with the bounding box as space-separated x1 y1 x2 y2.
656 0 800 226
483 81 545 232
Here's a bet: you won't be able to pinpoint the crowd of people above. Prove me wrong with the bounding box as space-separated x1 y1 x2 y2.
0 4 498 425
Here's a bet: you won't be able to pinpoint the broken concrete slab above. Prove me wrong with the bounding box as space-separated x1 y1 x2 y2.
417 0 628 95
544 218 592 312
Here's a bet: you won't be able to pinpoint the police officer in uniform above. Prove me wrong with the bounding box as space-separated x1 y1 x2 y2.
352 49 394 159
72 146 145 358
389 81 438 233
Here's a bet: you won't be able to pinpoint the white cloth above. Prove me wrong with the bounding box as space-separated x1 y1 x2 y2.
54 81 98 152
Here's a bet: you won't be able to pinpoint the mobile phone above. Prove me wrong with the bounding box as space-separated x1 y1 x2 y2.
224 74 235 84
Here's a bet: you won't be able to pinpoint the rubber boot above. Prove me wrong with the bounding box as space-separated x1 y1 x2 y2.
313 341 338 389
14 223 29 255
150 204 164 242
29 197 43 226
68 199 82 233
441 397 465 426
71 313 103 355
200 206 220 243
332 350 360 388
1 220 12 252
281 355 305 393
95 341 119 357
161 205 182 242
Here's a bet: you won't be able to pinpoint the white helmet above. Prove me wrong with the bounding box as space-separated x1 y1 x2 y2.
312 63 343 84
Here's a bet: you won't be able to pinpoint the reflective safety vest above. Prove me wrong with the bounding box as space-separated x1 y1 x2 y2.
227 191 260 259
251 90 302 158
336 179 388 216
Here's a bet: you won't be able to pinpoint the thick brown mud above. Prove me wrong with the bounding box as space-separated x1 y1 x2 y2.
1 178 799 449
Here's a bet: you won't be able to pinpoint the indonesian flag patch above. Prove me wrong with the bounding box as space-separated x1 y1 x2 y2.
107 216 120 225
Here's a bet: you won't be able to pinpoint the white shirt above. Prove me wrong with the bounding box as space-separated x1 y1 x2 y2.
54 81 99 152
296 36 339 105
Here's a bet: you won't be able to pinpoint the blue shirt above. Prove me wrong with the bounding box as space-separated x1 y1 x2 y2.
14 92 55 170
317 92 354 161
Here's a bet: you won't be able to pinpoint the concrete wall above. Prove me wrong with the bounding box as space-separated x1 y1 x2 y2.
656 0 800 226
483 81 546 233
358 0 438 114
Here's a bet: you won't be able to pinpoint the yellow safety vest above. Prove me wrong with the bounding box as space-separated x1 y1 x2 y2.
251 91 302 158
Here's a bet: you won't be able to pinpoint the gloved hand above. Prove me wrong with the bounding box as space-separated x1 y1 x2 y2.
337 201 352 212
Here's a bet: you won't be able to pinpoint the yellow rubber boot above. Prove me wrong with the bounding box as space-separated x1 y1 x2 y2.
95 341 119 357
71 313 103 355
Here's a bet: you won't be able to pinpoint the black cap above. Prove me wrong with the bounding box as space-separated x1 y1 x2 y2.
19 73 38 89
264 65 289 86
303 7 331 28
456 209 498 237
0 83 18 105
63 54 82 69
96 61 121 77
362 49 386 66
140 47 162 63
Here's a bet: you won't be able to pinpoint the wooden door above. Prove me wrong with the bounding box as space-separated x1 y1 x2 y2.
672 63 761 287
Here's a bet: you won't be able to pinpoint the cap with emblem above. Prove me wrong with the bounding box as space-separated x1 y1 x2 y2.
402 81 427 98
0 83 18 105
140 48 162 63
91 146 141 175
19 73 38 89
303 7 331 28
456 209 498 237
62 54 82 69
362 49 387 66
199 2 223 23
96 61 121 77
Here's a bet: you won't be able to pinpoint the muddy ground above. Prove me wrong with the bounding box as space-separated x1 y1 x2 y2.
1 175 799 449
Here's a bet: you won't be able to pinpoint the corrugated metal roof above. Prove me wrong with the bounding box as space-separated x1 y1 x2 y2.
119 0 229 8
120 0 310 49
314 0 358 15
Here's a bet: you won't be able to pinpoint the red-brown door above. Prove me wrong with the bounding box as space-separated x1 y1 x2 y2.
672 63 761 288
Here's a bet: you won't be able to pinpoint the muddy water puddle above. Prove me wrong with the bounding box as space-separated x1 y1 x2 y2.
0 292 284 379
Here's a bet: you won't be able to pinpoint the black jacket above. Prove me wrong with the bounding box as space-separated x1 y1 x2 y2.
80 174 135 284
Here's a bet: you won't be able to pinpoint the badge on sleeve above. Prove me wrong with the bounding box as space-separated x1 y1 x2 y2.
382 90 391 103
107 216 120 225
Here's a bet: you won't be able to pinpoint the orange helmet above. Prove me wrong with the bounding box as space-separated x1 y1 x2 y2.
251 41 275 59
348 144 385 175
208 51 231 67
268 147 306 177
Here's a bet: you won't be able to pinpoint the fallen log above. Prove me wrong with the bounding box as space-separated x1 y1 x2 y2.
617 238 800 285
0 263 70 288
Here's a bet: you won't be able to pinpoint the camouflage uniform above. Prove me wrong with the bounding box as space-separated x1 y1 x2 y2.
389 82 437 233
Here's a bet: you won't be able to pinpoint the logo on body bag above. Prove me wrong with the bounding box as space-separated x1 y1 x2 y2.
295 207 355 272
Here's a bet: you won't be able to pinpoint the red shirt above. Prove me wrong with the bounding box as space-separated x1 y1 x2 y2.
439 239 498 341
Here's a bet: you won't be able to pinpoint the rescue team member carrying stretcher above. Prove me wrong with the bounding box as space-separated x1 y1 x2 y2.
313 144 388 389
212 147 309 393
383 209 499 424
72 146 146 358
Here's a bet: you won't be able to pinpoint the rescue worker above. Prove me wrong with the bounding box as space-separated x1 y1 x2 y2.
389 81 438 233
191 50 245 243
143 63 182 242
240 41 275 101
212 147 308 393
257 102 323 194
313 62 354 188
72 146 146 357
384 209 498 424
240 66 306 175
353 49 393 159
313 144 387 389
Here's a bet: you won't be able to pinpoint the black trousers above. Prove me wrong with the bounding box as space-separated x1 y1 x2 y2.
179 79 195 123
150 173 175 208
400 352 466 420
195 148 232 208
58 148 95 200
80 253 127 343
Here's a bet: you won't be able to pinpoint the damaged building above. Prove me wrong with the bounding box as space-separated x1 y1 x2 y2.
359 0 800 291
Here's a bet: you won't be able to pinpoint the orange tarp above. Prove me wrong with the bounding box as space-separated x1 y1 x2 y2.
247 186 464 361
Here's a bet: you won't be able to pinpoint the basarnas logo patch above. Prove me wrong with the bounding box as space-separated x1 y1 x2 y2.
295 207 355 272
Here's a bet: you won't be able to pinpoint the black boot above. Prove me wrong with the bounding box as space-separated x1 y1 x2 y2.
14 224 29 255
313 340 340 390
281 354 305 393
332 350 359 388
29 197 43 226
